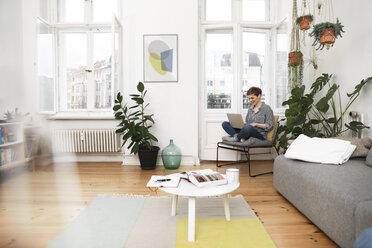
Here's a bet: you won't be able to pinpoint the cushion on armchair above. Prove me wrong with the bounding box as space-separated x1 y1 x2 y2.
221 136 272 147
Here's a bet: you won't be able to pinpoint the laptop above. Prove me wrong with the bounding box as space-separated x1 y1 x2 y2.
227 113 245 129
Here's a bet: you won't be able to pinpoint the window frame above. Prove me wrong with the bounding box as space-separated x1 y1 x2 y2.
41 0 122 116
200 0 287 114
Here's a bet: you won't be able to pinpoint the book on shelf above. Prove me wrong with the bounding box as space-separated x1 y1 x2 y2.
146 175 181 188
186 169 227 188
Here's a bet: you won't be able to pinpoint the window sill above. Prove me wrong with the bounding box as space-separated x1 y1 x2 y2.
47 111 115 120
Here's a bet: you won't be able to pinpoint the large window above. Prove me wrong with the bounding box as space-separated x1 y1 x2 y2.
37 0 122 113
202 0 288 112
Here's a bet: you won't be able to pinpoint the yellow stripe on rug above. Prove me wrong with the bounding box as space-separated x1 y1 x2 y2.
176 218 276 248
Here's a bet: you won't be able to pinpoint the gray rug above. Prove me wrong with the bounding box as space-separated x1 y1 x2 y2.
47 195 256 248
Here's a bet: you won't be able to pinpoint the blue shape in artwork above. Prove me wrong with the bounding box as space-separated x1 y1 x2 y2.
161 49 173 72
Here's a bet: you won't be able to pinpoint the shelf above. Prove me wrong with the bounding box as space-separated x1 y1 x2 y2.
0 158 32 170
0 140 23 148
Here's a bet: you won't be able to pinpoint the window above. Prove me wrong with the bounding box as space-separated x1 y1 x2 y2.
205 31 233 109
202 0 287 112
37 0 122 113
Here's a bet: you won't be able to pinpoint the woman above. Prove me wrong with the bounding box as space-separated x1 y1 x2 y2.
222 87 274 142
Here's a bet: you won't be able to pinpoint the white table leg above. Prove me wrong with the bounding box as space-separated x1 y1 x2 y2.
188 197 196 242
223 194 231 221
171 195 178 216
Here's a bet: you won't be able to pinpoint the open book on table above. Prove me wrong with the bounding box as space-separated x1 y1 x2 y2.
186 169 227 188
146 175 181 188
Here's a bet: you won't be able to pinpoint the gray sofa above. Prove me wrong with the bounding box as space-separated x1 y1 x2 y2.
274 155 372 248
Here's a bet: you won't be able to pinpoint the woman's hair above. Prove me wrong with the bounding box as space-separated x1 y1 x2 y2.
247 87 262 96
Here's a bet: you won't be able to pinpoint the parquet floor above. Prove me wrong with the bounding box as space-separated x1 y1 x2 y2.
0 160 338 248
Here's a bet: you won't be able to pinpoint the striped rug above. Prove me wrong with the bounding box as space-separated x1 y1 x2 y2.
47 195 276 248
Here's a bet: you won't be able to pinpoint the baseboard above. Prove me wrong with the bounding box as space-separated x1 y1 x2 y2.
122 154 199 166
51 153 200 165
53 153 124 163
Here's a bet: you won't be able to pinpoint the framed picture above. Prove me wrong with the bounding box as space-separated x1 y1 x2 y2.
143 34 178 82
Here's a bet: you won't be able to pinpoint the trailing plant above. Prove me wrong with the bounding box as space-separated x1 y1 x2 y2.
276 73 372 153
309 18 345 50
113 82 158 154
288 0 304 90
288 54 304 90
296 14 313 25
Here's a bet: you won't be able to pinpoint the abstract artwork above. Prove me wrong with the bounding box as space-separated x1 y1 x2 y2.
143 34 178 82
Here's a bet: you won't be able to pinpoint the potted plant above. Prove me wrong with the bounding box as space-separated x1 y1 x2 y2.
275 74 372 153
288 51 303 66
309 18 345 50
113 82 159 170
296 14 313 30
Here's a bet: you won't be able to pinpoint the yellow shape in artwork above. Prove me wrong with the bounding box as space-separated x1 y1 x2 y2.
149 52 167 75
176 218 276 248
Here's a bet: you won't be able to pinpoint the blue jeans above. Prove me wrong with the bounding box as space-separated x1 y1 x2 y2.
222 121 265 140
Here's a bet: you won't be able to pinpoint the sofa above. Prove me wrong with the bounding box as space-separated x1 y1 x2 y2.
274 155 372 248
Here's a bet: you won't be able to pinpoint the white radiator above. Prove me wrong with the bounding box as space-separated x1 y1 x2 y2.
53 129 120 153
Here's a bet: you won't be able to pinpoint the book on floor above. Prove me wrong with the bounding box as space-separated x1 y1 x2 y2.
146 175 181 188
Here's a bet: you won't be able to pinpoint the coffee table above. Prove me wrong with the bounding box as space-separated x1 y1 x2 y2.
160 177 240 242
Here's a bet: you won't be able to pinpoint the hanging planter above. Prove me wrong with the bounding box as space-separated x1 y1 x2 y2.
296 15 313 30
309 18 345 50
288 51 303 66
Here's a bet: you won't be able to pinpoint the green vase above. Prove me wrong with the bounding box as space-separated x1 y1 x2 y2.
161 139 182 169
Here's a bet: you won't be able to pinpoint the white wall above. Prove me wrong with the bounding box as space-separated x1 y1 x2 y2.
122 0 199 164
302 0 372 136
0 0 24 114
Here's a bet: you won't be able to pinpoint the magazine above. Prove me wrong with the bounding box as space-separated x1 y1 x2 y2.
146 175 180 188
187 169 227 188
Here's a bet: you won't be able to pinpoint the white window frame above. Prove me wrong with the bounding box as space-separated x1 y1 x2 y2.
39 0 122 117
200 0 287 114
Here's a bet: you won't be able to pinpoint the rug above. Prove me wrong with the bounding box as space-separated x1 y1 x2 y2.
47 195 276 248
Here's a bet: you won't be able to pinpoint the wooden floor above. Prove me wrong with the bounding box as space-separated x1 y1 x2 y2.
0 160 338 248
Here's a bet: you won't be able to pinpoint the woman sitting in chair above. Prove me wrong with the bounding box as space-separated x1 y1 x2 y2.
222 87 274 142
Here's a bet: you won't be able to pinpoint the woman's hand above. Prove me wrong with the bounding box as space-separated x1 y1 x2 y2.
251 123 267 129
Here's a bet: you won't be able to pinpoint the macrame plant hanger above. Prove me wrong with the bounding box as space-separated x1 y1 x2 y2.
288 0 304 90
319 0 335 50
299 0 312 45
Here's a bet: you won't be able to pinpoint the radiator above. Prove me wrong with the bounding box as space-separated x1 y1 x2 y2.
53 129 121 153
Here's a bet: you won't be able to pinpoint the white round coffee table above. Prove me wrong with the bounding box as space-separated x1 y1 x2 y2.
160 178 240 242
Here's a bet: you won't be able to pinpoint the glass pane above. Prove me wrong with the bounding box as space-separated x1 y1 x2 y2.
92 0 118 22
37 20 55 112
61 33 87 110
93 33 112 109
242 0 268 22
58 0 85 23
205 32 233 109
242 32 266 109
205 0 231 21
276 33 288 108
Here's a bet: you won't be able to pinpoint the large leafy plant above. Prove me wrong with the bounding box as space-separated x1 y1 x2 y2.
276 73 372 152
113 82 158 154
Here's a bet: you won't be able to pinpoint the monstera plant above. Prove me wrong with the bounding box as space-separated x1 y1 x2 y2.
275 73 372 152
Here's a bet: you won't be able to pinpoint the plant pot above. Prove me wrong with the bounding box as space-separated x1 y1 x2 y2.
320 27 336 46
138 146 160 170
161 139 182 169
288 52 303 66
298 16 312 30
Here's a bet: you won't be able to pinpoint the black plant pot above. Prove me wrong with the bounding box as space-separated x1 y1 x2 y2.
138 146 160 170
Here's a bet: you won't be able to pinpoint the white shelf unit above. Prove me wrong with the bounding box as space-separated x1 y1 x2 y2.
0 122 34 171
